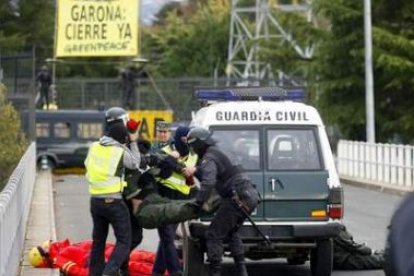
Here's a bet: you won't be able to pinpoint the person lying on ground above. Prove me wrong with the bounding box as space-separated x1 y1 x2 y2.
333 224 385 270
28 239 156 276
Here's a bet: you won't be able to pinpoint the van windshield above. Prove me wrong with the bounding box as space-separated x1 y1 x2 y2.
267 129 322 170
211 129 260 171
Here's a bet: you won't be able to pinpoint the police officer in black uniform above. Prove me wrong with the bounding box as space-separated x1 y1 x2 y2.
187 127 260 276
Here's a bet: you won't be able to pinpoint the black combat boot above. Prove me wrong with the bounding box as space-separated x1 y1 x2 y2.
208 262 221 276
234 255 248 276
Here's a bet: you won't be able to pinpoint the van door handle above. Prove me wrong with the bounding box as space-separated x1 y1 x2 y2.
269 178 284 192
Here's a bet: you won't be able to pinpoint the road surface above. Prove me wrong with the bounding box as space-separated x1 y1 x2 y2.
53 174 402 275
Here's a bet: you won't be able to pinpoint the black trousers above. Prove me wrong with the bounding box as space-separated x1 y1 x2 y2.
205 198 247 265
89 197 131 276
120 199 143 274
40 86 49 108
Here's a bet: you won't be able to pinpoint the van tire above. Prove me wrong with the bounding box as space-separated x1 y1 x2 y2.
37 156 56 170
185 238 205 276
310 239 333 276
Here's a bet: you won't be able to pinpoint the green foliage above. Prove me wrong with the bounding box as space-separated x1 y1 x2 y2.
259 9 321 86
311 0 414 143
0 84 28 190
142 0 230 77
0 0 54 61
309 0 366 140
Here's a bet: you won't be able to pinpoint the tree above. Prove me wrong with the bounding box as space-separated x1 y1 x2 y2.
0 0 55 69
142 0 230 77
312 0 414 143
310 0 366 140
370 0 414 143
0 84 28 190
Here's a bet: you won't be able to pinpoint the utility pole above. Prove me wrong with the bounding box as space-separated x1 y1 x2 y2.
364 0 375 143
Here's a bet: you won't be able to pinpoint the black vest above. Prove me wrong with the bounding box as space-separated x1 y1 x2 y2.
208 146 244 197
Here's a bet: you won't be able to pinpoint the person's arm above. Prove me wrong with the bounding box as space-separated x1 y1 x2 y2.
195 155 217 204
122 131 141 169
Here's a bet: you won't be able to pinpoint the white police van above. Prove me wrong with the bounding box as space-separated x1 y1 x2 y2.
185 87 343 276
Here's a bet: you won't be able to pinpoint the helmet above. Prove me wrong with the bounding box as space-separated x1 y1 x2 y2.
105 107 129 125
187 127 215 146
28 246 47 267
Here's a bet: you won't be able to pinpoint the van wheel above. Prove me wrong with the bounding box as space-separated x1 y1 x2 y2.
310 239 333 276
37 156 56 170
185 238 205 276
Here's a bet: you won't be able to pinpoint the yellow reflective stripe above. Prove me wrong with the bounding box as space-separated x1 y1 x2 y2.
165 173 186 185
88 176 126 195
62 261 76 273
162 181 190 195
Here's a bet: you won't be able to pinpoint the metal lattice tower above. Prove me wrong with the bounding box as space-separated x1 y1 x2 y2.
226 0 313 85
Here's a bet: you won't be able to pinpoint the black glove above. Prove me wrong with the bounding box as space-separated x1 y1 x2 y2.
188 199 203 213
144 154 164 167
158 159 174 179
137 139 152 154
162 155 185 173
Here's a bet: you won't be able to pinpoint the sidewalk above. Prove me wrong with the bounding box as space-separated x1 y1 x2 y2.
19 170 59 276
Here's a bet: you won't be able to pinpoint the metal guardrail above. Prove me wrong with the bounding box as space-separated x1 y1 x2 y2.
0 143 36 276
337 140 414 191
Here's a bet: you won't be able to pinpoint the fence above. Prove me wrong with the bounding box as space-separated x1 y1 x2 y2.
55 77 240 121
0 143 36 276
0 52 35 94
337 140 414 192
8 76 282 121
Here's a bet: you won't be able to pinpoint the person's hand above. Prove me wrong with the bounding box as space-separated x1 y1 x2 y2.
182 166 196 177
131 198 143 215
189 199 203 213
129 131 138 142
170 150 180 159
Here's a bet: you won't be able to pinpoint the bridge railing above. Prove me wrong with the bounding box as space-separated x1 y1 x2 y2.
337 140 414 192
0 143 36 276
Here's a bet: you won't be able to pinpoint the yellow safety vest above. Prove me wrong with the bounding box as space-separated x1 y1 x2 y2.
159 145 198 195
85 142 126 195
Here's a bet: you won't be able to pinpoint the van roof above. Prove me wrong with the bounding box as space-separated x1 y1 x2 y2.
192 101 324 127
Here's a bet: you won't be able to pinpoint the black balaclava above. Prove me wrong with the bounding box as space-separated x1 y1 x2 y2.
107 121 128 144
174 126 190 156
190 139 209 158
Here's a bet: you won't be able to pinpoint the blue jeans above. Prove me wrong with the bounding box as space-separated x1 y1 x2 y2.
89 197 131 276
153 224 182 274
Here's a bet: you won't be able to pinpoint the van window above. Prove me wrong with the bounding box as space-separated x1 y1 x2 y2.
78 123 103 139
267 129 322 170
54 122 71 138
36 123 49 138
212 129 260 170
